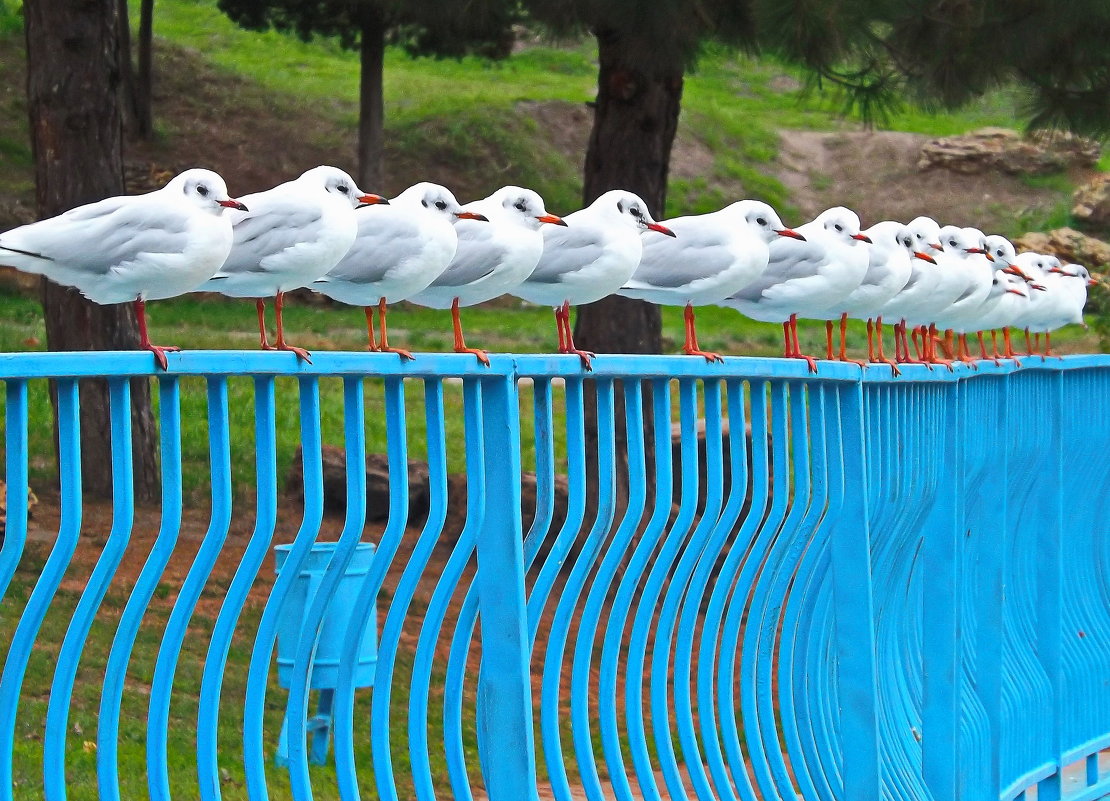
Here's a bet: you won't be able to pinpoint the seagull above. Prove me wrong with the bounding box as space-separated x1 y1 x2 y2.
903 225 984 368
973 269 1030 363
1009 251 1056 354
311 182 486 359
1028 258 1092 357
0 168 246 369
408 186 565 365
931 227 995 366
511 190 674 369
202 165 385 363
834 220 926 374
878 216 946 365
620 200 801 362
721 206 870 372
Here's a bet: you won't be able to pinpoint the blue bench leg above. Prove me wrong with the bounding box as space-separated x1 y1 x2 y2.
275 689 334 767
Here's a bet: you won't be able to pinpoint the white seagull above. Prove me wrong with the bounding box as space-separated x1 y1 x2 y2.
620 200 802 361
408 186 565 365
878 216 945 365
0 168 246 369
931 227 996 366
202 165 386 362
512 190 674 369
973 269 1031 363
720 206 871 372
1008 251 1056 354
311 182 486 359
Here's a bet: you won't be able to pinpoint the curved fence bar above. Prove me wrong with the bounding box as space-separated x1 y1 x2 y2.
0 351 1107 801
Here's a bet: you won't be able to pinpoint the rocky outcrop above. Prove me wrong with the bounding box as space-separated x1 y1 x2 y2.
1014 227 1110 268
1073 173 1110 231
918 127 1100 175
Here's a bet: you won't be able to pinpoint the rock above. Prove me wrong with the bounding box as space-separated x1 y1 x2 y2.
918 127 1100 175
286 445 431 522
1073 173 1110 231
1014 227 1110 268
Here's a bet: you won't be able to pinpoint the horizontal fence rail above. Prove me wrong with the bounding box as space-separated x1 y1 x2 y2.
0 351 1107 801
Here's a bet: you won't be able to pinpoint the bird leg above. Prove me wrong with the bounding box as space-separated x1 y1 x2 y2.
553 306 567 353
1002 328 1022 366
363 306 379 351
134 298 178 371
1024 328 1034 355
956 334 978 368
451 297 490 367
837 312 865 366
1044 331 1059 360
824 320 835 361
866 319 875 361
781 320 794 358
790 314 818 373
978 331 1000 366
270 291 312 362
927 324 954 371
868 316 900 375
682 303 723 362
557 301 595 370
256 299 271 350
1033 332 1041 357
990 330 1001 359
940 329 956 360
377 298 414 360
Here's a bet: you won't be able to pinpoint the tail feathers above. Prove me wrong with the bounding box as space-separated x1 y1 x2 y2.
0 243 54 261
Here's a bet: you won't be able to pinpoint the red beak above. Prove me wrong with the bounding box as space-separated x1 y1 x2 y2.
1031 284 1047 291
775 228 806 241
537 213 568 227
357 194 389 206
456 211 488 221
851 233 872 243
1048 266 1064 274
1005 288 1026 296
930 242 944 251
1089 279 1099 286
913 251 937 264
218 199 248 211
646 222 677 237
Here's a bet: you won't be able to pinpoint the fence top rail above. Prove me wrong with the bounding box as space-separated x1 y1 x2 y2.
0 350 1105 382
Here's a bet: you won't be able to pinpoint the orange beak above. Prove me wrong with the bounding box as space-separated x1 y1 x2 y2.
851 233 872 243
1005 288 1026 296
775 228 806 241
930 242 944 251
218 199 249 211
456 211 488 221
357 194 389 206
913 251 937 264
536 213 567 227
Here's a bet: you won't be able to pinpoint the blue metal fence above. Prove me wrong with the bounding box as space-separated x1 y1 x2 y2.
0 350 1108 801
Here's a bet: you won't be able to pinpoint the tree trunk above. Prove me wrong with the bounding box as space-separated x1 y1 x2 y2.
135 0 155 138
357 4 386 190
116 0 138 133
24 0 160 503
572 25 684 356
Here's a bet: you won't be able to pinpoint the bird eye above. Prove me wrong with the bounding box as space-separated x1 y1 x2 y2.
756 217 767 226
515 201 526 212
435 200 447 210
834 224 843 232
617 201 624 213
993 278 999 284
196 185 209 197
632 207 643 218
338 184 350 194
421 200 429 208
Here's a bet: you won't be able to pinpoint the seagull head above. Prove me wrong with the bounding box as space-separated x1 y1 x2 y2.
938 225 976 260
300 165 388 210
906 216 944 254
733 200 803 243
815 206 870 245
883 222 936 264
1010 251 1057 284
591 190 675 237
401 182 487 223
486 186 565 230
170 168 247 214
984 234 1016 268
992 269 1028 298
961 228 993 260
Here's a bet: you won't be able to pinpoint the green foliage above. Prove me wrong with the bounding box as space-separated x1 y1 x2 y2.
0 0 20 34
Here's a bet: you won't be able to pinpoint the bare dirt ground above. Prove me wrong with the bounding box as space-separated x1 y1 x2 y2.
773 129 1092 229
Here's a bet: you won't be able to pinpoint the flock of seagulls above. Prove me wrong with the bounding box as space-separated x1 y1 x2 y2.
0 165 1094 373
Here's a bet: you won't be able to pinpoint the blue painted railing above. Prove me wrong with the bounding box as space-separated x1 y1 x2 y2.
0 350 1108 801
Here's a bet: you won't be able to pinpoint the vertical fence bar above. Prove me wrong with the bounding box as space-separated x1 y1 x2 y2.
474 370 537 801
0 379 80 801
827 380 881 798
100 376 183 801
0 380 28 600
922 380 962 801
44 377 134 801
204 375 277 801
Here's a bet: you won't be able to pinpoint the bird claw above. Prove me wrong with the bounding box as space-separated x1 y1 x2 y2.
456 346 491 367
381 346 416 361
144 344 178 371
791 354 819 373
869 358 901 377
265 342 313 363
685 348 724 363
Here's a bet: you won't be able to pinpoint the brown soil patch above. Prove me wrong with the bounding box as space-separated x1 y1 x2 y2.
773 129 1092 229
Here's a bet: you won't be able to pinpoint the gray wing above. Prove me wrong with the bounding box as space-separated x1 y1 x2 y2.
323 212 425 284
2 195 190 276
217 196 324 274
430 220 501 287
629 230 736 289
727 237 824 301
527 225 607 284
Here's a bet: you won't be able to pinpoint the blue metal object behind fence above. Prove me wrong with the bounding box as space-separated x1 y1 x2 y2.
0 350 1107 801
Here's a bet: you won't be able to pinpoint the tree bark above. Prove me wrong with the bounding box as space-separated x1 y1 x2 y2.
24 0 160 503
135 0 155 138
572 25 684 356
116 0 139 133
357 4 386 190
